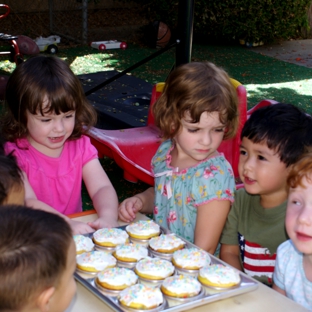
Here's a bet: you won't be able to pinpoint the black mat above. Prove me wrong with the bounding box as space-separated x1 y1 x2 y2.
78 71 153 129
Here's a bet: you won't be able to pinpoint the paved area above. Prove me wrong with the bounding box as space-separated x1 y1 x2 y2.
249 39 312 68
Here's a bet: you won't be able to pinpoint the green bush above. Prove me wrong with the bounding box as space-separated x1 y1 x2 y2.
126 0 311 43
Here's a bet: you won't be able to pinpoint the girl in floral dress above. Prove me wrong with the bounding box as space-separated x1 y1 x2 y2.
118 62 238 254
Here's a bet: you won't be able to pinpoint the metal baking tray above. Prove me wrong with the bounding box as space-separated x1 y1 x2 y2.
74 225 258 312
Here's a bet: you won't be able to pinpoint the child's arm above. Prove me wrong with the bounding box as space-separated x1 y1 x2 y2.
219 244 243 271
272 283 286 295
82 158 119 229
23 172 94 234
118 187 155 222
194 200 231 255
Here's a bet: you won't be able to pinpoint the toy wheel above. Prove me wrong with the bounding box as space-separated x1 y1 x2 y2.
99 44 106 50
47 44 58 54
120 42 127 49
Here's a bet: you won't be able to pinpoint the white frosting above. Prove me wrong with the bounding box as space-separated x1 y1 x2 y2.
93 228 129 245
199 264 241 285
149 234 185 252
76 251 116 271
162 275 201 295
97 267 138 286
119 284 163 308
172 248 211 269
126 220 160 237
74 235 94 253
114 243 148 261
135 257 174 279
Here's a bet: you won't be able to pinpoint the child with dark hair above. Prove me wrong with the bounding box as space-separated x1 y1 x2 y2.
0 205 76 312
0 153 24 205
220 103 312 286
1 55 119 234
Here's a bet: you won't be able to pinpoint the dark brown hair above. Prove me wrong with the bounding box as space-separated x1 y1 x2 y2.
1 55 97 142
152 62 239 140
0 153 24 204
0 205 72 311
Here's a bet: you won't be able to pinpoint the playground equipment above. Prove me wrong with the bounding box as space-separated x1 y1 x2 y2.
0 4 23 65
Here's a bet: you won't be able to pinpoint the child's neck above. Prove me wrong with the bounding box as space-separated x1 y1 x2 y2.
303 254 312 282
260 190 288 209
27 136 64 158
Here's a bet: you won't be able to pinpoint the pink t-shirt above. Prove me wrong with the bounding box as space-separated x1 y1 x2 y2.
5 135 98 215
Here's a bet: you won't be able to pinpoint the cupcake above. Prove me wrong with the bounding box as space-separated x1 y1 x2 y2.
198 264 241 288
96 267 138 290
76 250 116 273
149 234 185 260
73 234 94 255
126 220 160 240
113 243 148 264
93 228 129 247
172 248 211 274
135 257 175 281
118 284 164 310
161 275 202 298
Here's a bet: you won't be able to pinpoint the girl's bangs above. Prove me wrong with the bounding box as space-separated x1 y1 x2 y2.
188 98 228 125
38 88 76 115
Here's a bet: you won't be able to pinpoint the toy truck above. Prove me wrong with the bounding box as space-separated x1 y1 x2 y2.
34 35 61 54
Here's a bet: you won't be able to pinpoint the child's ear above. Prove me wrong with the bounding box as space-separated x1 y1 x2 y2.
36 287 55 312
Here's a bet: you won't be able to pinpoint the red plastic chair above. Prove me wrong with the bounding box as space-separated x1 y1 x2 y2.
87 80 247 185
247 99 279 118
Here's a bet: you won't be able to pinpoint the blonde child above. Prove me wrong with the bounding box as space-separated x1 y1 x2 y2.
119 62 239 254
1 55 119 234
0 205 76 312
273 151 312 309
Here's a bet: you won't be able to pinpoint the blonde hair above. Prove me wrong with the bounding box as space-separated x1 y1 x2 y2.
152 62 239 140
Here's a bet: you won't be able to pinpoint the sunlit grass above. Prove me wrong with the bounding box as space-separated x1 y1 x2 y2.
1 43 312 113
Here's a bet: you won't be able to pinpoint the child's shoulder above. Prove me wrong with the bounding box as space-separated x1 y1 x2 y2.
5 138 29 153
277 239 296 255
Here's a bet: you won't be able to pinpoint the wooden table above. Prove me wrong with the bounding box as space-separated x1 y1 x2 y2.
70 211 308 312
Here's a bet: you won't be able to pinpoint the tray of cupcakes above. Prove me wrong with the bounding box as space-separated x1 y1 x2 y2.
74 220 258 312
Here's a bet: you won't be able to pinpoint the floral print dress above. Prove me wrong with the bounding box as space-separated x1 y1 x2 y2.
152 140 235 243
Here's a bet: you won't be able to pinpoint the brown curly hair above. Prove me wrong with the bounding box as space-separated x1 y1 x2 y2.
152 62 239 140
1 55 97 142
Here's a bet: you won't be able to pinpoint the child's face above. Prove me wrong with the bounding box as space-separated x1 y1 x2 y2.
286 177 312 255
173 111 225 165
26 97 75 157
238 137 290 198
49 239 77 312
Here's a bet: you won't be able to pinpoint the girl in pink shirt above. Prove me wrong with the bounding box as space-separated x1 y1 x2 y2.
2 55 119 234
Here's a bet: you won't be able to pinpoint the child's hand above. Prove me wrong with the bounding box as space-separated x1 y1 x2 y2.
88 217 119 230
118 196 143 223
69 219 95 235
